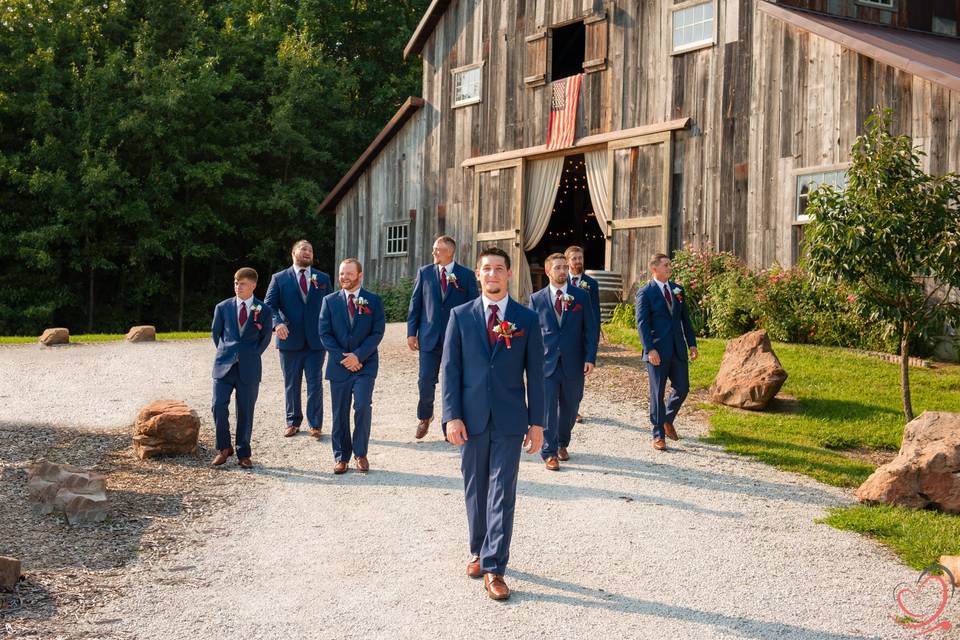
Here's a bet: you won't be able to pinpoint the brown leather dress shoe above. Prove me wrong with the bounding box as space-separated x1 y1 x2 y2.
211 447 234 466
333 460 348 474
653 438 667 451
558 447 570 461
544 456 560 471
484 574 510 600
309 427 322 439
415 419 430 440
466 555 481 579
664 422 680 441
576 413 584 423
284 426 299 437
237 457 253 469
355 456 369 473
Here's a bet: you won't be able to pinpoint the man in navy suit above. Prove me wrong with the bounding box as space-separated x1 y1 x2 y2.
565 245 601 425
319 258 386 474
529 253 599 469
264 240 332 439
407 235 480 439
210 268 274 468
442 246 545 601
636 253 698 451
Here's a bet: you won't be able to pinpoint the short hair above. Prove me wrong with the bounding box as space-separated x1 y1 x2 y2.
564 246 585 257
234 267 258 282
545 252 568 268
435 235 457 250
649 253 670 269
291 239 312 252
340 257 363 273
477 246 511 271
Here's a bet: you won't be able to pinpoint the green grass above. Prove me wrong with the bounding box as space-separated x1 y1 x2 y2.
0 331 209 344
604 322 960 568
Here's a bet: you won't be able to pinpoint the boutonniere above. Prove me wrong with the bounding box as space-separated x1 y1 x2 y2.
251 303 263 329
577 280 590 291
561 293 575 311
446 272 463 291
493 320 525 349
310 274 320 289
354 296 369 315
672 287 683 304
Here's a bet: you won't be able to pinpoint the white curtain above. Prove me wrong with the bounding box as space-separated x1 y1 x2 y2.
518 157 564 300
584 150 611 236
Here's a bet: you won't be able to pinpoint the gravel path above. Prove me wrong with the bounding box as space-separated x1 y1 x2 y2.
2 324 946 639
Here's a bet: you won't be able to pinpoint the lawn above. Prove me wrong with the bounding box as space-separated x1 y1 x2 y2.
604 322 960 569
0 332 209 344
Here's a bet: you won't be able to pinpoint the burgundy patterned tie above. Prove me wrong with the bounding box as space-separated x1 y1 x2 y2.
299 269 308 295
440 266 448 294
664 284 673 309
554 289 564 315
239 301 247 327
487 304 499 347
348 293 356 321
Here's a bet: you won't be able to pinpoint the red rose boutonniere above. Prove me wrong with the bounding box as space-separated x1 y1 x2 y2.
446 272 463 292
251 303 264 330
354 296 369 315
493 320 525 349
310 274 320 289
672 287 683 304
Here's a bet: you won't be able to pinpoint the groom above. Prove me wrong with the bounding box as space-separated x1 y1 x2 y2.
442 246 544 601
636 253 698 451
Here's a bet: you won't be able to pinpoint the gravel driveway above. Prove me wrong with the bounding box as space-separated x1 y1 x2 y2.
1 324 943 639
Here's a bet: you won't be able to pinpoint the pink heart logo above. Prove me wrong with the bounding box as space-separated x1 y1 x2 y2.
892 570 954 636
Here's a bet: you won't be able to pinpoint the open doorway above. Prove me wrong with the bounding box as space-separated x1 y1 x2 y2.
525 154 605 291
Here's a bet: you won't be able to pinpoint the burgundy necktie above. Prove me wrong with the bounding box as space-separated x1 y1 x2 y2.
239 301 248 327
663 284 673 308
554 289 564 315
440 266 448 294
299 269 308 295
348 293 356 321
571 276 578 287
487 304 499 346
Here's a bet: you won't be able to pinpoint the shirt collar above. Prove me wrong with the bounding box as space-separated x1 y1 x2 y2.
481 295 509 317
294 264 311 275
652 276 670 288
342 286 361 298
438 260 456 272
549 283 568 298
236 295 254 306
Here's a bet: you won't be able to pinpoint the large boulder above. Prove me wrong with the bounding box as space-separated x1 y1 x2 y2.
125 325 156 343
941 556 960 586
38 328 69 346
709 330 788 410
855 412 960 514
133 400 200 460
26 462 108 525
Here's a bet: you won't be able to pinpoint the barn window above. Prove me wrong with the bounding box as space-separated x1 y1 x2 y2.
551 21 585 81
452 62 483 107
385 223 409 256
856 0 894 9
671 2 715 54
933 16 957 36
795 170 847 223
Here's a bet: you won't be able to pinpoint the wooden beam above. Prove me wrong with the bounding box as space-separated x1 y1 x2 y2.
609 216 662 230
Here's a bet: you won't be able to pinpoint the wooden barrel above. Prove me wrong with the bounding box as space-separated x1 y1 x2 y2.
585 270 624 323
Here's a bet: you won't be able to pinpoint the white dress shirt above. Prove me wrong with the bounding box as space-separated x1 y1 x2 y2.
481 295 509 325
236 295 254 326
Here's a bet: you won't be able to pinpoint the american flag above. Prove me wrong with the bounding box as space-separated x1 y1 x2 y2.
546 73 583 150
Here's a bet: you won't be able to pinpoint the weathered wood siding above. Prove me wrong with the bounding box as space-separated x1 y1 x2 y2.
776 0 960 33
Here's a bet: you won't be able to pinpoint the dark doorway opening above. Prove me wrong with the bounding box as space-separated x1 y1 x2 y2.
525 154 605 292
551 21 585 81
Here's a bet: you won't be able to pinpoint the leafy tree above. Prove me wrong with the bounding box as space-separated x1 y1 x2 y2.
805 109 960 421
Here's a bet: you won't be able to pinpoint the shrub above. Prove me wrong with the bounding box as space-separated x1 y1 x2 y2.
372 278 414 323
609 302 636 329
706 269 760 338
670 246 744 337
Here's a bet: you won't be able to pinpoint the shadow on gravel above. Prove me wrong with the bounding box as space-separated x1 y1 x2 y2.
507 570 871 640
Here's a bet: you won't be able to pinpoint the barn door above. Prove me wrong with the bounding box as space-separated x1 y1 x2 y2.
472 158 524 294
604 131 673 292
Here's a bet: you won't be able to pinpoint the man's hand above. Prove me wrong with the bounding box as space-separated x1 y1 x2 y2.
341 353 361 372
446 419 469 445
648 349 661 366
690 346 699 361
275 323 289 340
407 336 419 351
583 363 595 375
524 426 544 454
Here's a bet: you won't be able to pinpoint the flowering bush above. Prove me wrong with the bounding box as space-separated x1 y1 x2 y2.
670 246 743 337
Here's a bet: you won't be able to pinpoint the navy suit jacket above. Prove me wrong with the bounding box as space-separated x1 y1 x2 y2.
529 285 599 379
211 297 274 384
636 280 697 362
319 289 386 382
441 297 545 437
569 272 601 322
263 266 331 351
407 262 480 352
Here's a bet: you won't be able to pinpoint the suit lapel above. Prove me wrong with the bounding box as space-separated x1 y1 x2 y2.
473 298 493 358
491 298 517 360
230 299 241 337
542 289 561 332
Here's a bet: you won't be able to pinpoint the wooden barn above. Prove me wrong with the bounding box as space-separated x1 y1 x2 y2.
319 0 960 306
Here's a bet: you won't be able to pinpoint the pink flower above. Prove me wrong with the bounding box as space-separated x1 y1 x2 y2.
847 294 857 304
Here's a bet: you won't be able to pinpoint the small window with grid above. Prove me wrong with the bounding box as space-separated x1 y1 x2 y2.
796 170 847 223
385 223 409 256
453 64 483 107
672 2 714 54
856 0 894 9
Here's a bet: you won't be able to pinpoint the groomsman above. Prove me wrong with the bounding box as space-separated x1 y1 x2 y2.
210 268 273 468
264 240 332 439
319 258 386 474
529 253 599 469
442 246 545 601
565 245 601 424
407 236 479 439
636 253 698 451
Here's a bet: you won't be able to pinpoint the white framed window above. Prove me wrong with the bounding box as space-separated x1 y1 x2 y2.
671 1 715 54
385 222 409 256
795 169 848 223
933 16 957 37
856 0 895 9
452 62 483 107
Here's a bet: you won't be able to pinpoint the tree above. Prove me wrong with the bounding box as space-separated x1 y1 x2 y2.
805 109 960 421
